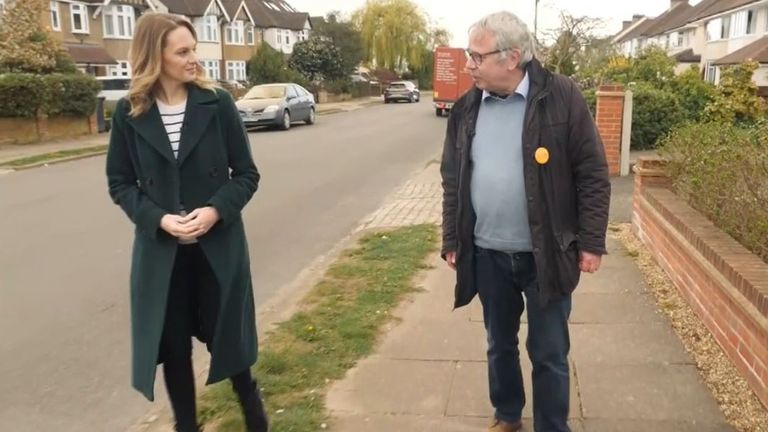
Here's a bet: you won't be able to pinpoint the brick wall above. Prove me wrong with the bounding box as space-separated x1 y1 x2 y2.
595 85 623 176
633 157 768 409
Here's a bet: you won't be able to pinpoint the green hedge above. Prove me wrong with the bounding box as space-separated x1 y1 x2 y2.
0 73 101 118
659 122 768 263
630 83 683 150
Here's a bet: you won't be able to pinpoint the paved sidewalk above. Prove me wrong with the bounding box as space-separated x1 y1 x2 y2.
0 96 382 167
326 162 733 431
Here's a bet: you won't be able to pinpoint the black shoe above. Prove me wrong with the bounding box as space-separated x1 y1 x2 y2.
239 380 269 432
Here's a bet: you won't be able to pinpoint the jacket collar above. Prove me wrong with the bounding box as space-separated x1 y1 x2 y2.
126 84 219 165
463 57 551 120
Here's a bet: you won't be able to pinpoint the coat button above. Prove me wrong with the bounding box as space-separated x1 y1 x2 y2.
209 167 218 177
533 248 540 254
146 177 153 186
528 196 533 202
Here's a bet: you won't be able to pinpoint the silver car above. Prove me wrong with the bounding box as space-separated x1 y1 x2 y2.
236 83 316 130
384 81 420 104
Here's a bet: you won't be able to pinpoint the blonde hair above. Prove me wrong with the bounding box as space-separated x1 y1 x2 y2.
127 13 215 117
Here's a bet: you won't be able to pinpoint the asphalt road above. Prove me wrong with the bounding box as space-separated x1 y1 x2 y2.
0 96 447 431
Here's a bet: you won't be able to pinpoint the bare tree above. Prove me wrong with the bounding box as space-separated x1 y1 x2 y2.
543 12 604 76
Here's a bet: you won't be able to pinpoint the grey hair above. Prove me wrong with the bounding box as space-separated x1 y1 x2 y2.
469 11 536 66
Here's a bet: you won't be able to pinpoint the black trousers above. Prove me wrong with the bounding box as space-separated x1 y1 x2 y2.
159 244 254 432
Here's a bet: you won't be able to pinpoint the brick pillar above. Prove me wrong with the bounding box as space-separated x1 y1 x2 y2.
88 113 98 134
595 85 624 176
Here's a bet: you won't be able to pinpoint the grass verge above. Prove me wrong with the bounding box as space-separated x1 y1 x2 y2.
0 144 107 168
198 224 439 431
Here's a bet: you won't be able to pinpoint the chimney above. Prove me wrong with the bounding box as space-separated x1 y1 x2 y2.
632 14 644 21
622 20 633 30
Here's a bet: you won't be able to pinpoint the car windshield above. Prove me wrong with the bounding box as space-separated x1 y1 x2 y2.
243 85 286 99
389 83 407 89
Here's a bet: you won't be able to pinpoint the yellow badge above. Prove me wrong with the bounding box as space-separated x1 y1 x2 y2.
535 147 550 165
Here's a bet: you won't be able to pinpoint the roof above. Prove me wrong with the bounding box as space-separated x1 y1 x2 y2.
160 0 208 16
713 36 768 64
616 17 656 44
689 0 761 22
63 43 117 65
219 0 242 20
269 10 309 30
244 0 308 30
642 2 695 36
672 48 701 63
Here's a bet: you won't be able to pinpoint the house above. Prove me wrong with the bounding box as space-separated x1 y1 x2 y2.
45 0 164 76
246 0 310 54
616 0 768 86
219 0 260 83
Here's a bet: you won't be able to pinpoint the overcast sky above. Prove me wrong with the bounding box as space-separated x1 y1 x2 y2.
288 0 704 47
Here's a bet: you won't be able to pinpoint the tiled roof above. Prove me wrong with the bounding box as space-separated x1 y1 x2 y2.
713 36 768 64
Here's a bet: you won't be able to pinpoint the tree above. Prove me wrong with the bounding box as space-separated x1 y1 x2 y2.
248 42 288 85
0 0 72 73
704 60 766 124
288 37 345 82
544 13 603 76
312 11 364 76
352 0 434 71
599 46 676 88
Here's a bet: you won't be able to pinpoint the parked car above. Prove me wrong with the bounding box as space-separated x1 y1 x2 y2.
97 76 130 102
235 83 316 130
384 81 420 103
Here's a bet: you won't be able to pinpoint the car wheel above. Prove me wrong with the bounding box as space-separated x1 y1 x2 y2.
435 108 443 117
305 107 316 125
409 94 415 103
280 110 291 130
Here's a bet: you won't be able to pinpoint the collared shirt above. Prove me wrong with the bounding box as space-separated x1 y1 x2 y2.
482 71 530 101
470 71 533 253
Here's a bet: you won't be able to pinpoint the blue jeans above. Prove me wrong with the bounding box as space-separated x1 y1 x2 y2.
474 246 572 432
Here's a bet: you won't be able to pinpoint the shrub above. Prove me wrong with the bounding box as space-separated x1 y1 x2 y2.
0 73 45 117
659 122 768 262
669 66 715 123
704 60 766 124
629 82 683 150
43 73 101 116
0 72 100 118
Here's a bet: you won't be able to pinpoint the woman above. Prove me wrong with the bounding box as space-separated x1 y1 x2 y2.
106 13 267 432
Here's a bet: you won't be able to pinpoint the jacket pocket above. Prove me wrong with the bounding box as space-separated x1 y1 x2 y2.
558 230 578 252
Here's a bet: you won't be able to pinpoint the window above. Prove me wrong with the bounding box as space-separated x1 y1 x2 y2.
49 1 61 30
721 15 731 39
285 31 291 45
103 5 135 38
108 60 131 77
201 60 220 80
196 15 218 42
747 10 757 34
264 2 279 11
286 85 298 99
246 25 255 44
70 3 89 33
705 61 717 83
225 20 244 44
226 61 246 81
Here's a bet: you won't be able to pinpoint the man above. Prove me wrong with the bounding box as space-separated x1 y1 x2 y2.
440 11 610 432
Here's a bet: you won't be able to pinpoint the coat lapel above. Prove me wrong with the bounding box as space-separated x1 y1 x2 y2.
126 103 176 163
177 86 218 166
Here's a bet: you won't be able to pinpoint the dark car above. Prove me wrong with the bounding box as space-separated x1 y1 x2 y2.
235 83 316 130
384 81 420 103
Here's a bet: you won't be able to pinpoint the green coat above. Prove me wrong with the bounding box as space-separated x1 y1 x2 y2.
106 85 260 401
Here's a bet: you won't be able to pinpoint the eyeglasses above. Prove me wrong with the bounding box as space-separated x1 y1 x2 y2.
464 48 506 65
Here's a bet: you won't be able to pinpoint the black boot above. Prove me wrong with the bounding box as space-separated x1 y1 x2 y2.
236 379 269 432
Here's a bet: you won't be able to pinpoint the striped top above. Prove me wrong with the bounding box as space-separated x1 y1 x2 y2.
156 98 187 160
